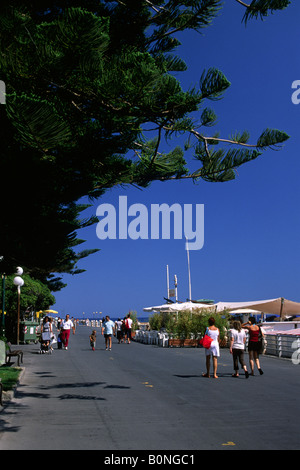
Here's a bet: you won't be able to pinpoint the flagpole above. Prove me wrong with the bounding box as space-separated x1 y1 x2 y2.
186 237 192 301
166 265 169 299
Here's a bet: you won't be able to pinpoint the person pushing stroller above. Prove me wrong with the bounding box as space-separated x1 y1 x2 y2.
39 316 52 354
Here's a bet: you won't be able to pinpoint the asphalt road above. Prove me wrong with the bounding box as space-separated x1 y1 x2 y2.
0 325 299 451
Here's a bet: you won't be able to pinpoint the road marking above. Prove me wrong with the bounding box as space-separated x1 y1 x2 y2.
142 381 154 388
222 441 236 446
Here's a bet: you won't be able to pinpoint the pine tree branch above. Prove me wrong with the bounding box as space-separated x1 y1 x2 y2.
151 125 163 164
235 0 291 23
193 131 259 148
235 0 250 7
164 125 259 149
145 0 165 14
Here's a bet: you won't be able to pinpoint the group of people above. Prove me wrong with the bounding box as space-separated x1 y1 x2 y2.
202 316 265 379
42 313 265 378
89 314 133 351
40 314 75 351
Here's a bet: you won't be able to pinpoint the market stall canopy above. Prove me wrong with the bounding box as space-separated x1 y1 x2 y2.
214 298 300 318
144 298 300 318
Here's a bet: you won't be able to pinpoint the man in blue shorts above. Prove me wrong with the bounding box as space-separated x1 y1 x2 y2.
101 315 115 351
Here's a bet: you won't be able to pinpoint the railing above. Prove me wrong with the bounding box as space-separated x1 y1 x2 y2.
134 329 300 361
264 333 300 359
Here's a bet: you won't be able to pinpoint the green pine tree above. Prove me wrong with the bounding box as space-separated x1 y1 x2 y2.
0 0 291 286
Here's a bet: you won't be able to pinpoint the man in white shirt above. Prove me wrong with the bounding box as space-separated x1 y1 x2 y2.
102 315 115 351
60 314 75 350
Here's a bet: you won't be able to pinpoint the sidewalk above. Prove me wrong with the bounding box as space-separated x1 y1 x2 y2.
1 326 300 450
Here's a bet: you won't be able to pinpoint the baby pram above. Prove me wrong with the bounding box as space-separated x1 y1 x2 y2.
39 324 57 354
39 330 52 354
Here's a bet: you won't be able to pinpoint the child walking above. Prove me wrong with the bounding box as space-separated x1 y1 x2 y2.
89 330 97 351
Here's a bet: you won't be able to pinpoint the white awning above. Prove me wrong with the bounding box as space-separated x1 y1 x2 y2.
214 298 300 317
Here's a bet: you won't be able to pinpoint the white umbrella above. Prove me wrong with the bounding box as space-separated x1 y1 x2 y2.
144 301 214 313
143 303 175 313
160 301 214 312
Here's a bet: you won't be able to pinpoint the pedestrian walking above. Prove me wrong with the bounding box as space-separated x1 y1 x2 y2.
230 320 249 378
115 318 123 343
89 330 97 351
40 316 52 353
202 317 220 379
102 315 115 351
60 314 75 350
242 317 264 376
125 314 133 344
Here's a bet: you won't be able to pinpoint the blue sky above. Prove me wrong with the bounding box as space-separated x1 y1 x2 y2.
52 1 300 319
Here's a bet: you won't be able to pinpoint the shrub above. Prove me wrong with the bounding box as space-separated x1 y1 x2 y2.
150 309 230 340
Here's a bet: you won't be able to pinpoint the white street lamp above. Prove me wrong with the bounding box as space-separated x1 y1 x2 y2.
15 267 23 276
13 276 24 288
13 268 24 345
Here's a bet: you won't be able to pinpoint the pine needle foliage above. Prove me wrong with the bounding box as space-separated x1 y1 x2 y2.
240 0 291 24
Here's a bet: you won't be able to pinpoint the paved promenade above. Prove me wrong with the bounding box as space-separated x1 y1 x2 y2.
0 326 299 451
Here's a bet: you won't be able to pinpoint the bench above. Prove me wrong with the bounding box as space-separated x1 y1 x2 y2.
6 342 23 367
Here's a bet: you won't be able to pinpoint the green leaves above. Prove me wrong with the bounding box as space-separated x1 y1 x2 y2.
257 128 290 149
6 93 73 153
148 0 223 49
241 0 291 24
200 68 231 100
134 139 188 186
195 144 262 182
4 274 56 313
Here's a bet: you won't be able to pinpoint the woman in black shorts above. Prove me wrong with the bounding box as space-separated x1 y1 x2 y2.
242 317 264 376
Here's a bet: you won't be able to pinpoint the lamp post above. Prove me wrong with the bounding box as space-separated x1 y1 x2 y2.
13 267 24 345
1 274 5 337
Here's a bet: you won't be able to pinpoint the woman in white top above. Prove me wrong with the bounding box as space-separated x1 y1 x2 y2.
202 317 220 379
230 320 249 378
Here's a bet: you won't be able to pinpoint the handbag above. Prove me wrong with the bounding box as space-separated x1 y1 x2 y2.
199 331 213 349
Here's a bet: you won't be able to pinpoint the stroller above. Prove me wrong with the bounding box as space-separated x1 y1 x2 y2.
39 317 57 354
39 330 52 354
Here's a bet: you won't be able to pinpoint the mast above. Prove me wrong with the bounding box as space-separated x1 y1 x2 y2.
186 237 192 300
